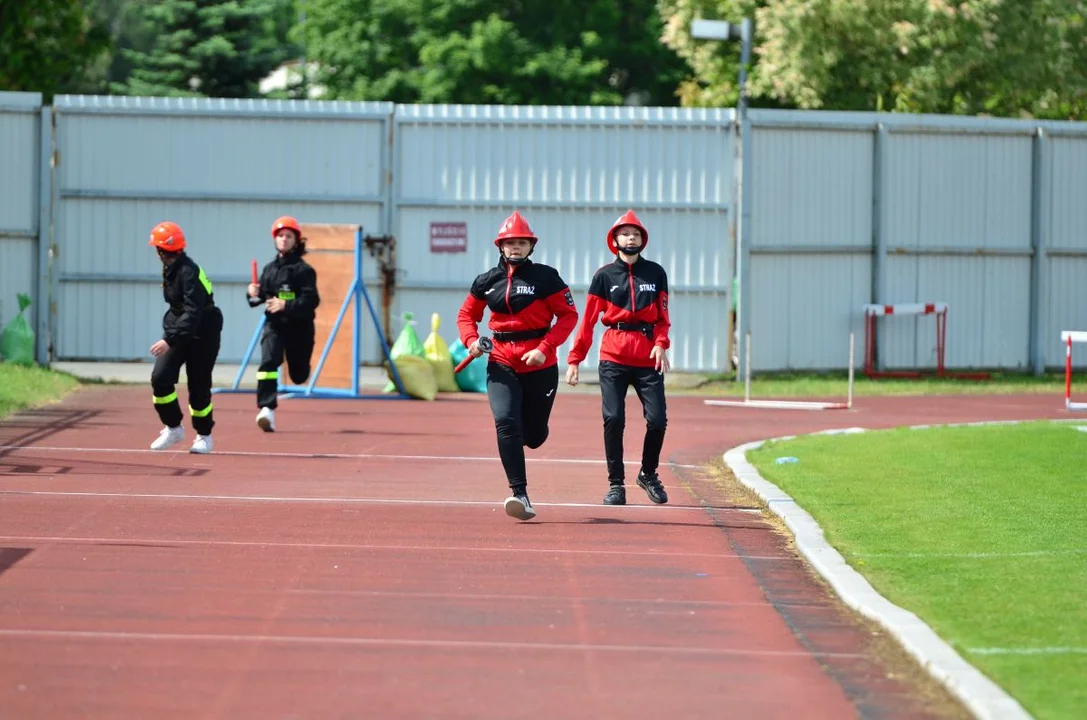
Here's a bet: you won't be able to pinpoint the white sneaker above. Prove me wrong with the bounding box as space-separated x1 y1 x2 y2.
150 426 184 451
190 435 213 454
256 407 275 432
504 493 536 521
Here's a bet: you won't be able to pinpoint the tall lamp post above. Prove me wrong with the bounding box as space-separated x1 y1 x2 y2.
691 18 753 380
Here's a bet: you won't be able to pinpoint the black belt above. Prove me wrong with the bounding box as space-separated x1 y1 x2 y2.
493 327 550 342
609 321 654 336
171 301 216 313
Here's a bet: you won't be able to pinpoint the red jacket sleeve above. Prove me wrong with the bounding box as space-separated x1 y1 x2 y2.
537 287 579 357
566 293 605 365
456 292 486 347
653 290 671 349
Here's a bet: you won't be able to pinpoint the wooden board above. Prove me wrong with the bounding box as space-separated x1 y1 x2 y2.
299 224 360 390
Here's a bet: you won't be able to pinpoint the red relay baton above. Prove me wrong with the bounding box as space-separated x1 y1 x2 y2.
455 337 493 373
251 260 259 285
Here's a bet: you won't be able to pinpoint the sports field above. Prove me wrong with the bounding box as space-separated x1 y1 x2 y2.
749 421 1087 720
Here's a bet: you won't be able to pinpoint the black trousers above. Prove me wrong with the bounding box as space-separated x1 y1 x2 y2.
151 309 223 436
257 320 315 409
486 362 559 491
598 360 667 482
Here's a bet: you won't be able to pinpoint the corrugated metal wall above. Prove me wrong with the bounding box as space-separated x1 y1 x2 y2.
0 92 42 354
1043 131 1087 369
742 110 1087 373
50 96 393 363
391 105 736 371
879 128 1034 370
7 93 1087 374
747 120 874 370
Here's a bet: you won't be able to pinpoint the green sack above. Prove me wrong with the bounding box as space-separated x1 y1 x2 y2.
449 339 487 394
384 312 427 393
0 294 35 366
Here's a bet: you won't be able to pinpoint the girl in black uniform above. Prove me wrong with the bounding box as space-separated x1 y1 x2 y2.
456 210 579 521
148 221 223 455
247 215 320 432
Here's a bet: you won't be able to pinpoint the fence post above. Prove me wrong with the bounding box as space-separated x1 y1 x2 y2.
36 105 54 366
869 122 889 372
1028 126 1050 377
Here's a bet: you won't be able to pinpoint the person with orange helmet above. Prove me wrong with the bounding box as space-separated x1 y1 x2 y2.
246 215 320 431
565 210 671 506
456 210 579 521
147 221 224 454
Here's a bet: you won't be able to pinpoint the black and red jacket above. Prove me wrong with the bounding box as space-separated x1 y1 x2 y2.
567 256 671 368
457 257 579 373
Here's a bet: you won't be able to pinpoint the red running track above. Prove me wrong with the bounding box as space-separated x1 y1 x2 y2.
0 385 1069 719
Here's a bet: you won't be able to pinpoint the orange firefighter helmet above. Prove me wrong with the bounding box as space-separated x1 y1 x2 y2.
149 221 186 252
271 215 302 238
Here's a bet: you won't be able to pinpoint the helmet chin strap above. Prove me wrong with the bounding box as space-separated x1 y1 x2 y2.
501 242 535 266
619 245 643 256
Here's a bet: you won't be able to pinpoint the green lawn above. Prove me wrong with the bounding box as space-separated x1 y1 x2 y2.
748 421 1087 720
0 362 82 421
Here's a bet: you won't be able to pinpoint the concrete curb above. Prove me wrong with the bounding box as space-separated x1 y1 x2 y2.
723 422 1040 720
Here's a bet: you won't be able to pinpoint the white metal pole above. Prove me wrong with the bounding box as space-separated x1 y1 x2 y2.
744 331 752 403
847 332 855 409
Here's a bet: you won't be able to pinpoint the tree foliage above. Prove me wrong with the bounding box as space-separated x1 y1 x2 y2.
5 0 1085 119
659 0 1087 119
116 0 294 98
0 0 109 101
295 0 689 105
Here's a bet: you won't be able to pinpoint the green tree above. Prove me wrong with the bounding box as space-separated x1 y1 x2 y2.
295 0 689 105
660 0 1087 119
60 0 159 95
0 0 109 101
658 0 763 107
117 0 295 98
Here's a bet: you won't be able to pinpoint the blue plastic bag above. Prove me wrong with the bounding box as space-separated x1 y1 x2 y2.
449 339 487 393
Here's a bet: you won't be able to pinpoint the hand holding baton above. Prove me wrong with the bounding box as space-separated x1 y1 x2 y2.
455 337 493 373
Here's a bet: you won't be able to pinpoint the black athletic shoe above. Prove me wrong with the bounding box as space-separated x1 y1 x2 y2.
637 471 668 504
603 484 626 505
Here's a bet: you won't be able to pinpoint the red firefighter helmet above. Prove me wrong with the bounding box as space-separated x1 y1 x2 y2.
607 210 649 254
494 210 538 247
271 215 302 238
148 221 186 252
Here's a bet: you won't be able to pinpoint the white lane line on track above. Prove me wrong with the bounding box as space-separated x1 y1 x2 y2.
0 628 866 659
0 533 786 561
0 445 702 470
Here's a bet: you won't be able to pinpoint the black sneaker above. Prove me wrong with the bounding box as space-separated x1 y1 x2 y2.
504 491 536 521
637 471 668 504
603 484 626 505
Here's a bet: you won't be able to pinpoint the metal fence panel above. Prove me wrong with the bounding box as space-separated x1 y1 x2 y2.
0 92 41 338
50 96 392 362
14 96 1087 375
391 105 736 371
1044 135 1087 367
884 133 1032 251
877 130 1034 370
747 123 874 369
749 254 871 370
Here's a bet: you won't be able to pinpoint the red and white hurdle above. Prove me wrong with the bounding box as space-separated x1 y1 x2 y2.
1062 330 1087 412
862 301 990 381
704 332 855 411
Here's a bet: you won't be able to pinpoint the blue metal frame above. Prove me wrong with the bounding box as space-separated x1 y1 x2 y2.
212 225 409 400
